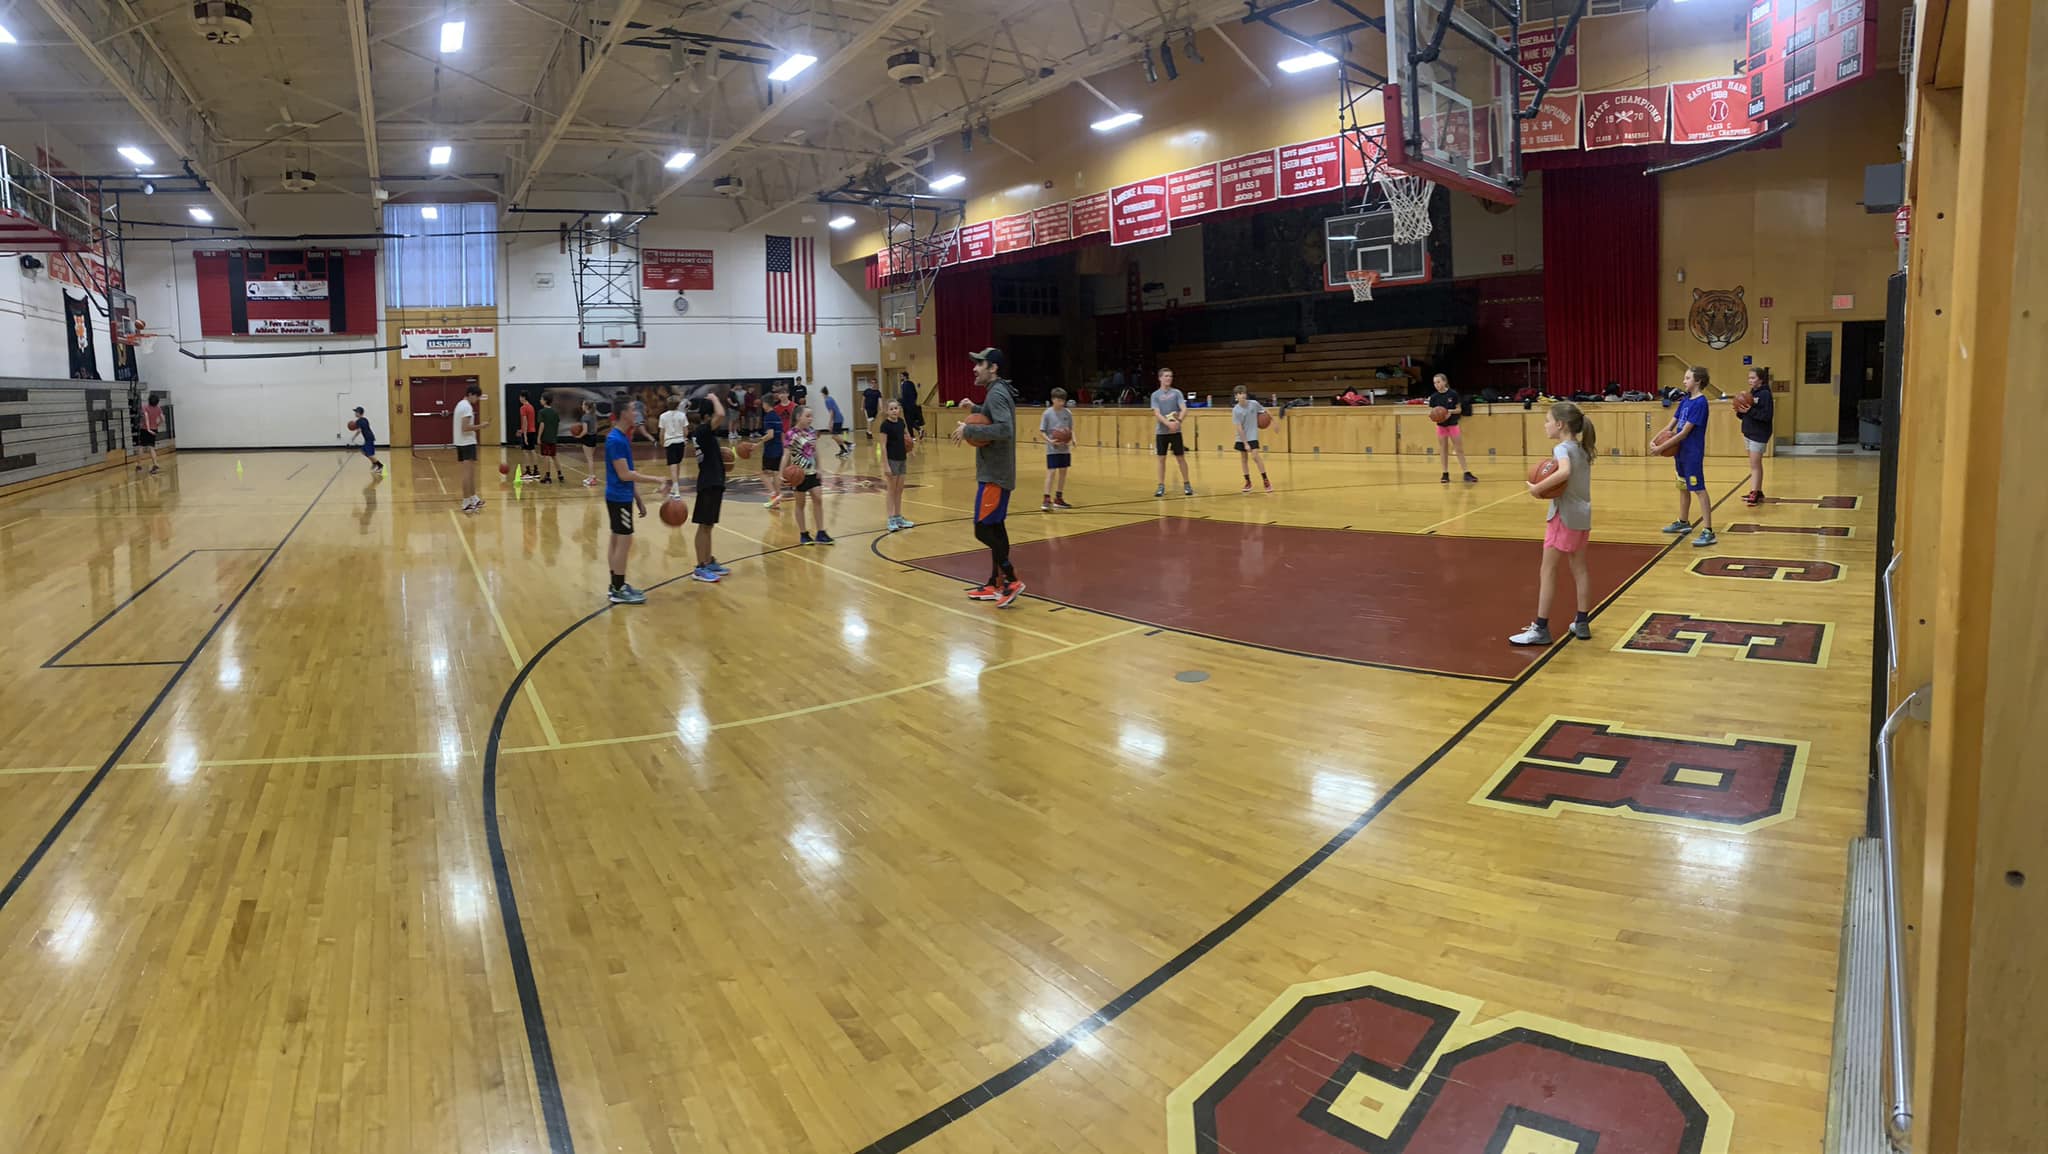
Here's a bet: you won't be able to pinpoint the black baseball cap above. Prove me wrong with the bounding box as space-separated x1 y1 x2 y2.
352 406 365 414
969 347 1007 373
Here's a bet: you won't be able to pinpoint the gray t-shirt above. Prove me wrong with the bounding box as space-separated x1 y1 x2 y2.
960 377 1017 490
1547 439 1592 531
1231 399 1264 443
1151 387 1187 434
1039 406 1073 457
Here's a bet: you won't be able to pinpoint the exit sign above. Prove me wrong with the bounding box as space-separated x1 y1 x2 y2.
1757 295 1774 309
1831 294 1855 310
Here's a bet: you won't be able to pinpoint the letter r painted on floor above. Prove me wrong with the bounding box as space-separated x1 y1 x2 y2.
1473 718 1808 830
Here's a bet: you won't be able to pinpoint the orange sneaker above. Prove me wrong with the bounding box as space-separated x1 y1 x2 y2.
995 580 1026 609
966 584 1002 601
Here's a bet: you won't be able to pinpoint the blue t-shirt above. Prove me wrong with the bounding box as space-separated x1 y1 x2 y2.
603 426 635 502
1676 395 1709 453
825 396 844 425
356 417 375 445
760 409 784 457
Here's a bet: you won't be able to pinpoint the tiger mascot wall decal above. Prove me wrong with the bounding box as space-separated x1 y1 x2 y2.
1688 286 1748 350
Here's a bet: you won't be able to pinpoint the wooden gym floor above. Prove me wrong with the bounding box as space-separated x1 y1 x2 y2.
0 435 1878 1154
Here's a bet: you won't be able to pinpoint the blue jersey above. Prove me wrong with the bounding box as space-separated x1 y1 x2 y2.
356 417 375 445
825 396 844 425
603 426 635 502
760 409 784 456
1676 395 1709 453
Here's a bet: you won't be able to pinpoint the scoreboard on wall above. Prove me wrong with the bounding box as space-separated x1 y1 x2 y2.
1745 0 1877 121
193 249 378 337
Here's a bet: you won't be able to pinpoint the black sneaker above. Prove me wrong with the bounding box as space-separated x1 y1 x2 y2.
1463 472 1479 483
1440 473 1450 484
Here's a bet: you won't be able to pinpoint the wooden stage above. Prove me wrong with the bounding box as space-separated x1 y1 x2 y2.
0 437 1877 1153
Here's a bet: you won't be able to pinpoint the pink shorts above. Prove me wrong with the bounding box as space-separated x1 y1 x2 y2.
1436 423 1460 438
1544 519 1590 553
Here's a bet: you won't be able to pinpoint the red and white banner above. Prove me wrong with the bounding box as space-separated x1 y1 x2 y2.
1217 149 1278 208
1071 192 1112 237
1032 202 1073 245
1583 86 1669 149
1108 178 1171 246
1277 137 1343 197
400 326 495 359
249 318 332 336
643 248 715 290
1165 163 1220 220
245 279 328 301
1516 24 1579 96
1340 135 1387 186
993 213 1035 254
1669 78 1760 144
1521 93 1582 152
956 220 997 262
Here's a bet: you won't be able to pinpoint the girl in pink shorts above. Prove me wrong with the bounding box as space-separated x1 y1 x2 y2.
1510 402 1598 647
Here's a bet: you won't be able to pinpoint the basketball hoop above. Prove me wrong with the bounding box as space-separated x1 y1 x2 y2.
607 338 622 352
1346 269 1381 302
1374 172 1437 245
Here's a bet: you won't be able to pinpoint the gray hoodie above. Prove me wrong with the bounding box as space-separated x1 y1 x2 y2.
960 376 1016 490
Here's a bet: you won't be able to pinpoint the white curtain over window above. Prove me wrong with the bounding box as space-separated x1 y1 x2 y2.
384 203 497 307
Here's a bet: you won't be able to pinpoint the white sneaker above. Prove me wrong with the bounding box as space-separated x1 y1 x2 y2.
1508 622 1553 646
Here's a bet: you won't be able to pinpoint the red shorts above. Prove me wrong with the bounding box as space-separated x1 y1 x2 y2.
1544 519 1590 553
540 442 557 457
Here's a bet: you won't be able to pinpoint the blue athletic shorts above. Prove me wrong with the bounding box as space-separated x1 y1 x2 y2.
973 482 1010 525
1675 453 1706 492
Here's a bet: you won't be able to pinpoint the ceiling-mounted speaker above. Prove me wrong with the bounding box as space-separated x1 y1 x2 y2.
887 47 933 85
192 1 255 44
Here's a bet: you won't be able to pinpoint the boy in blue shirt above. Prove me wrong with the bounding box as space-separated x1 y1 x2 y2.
822 386 851 456
758 389 787 510
1660 366 1717 547
604 397 668 604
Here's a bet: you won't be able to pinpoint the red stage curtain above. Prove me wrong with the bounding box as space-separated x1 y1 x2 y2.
933 264 993 403
1541 166 1659 394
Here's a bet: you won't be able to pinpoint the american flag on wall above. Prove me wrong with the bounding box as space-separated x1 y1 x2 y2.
764 235 816 334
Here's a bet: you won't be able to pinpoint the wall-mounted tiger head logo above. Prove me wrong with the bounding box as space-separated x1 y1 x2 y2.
1688 286 1748 350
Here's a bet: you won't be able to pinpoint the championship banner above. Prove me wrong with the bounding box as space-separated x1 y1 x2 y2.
1583 86 1670 149
1517 23 1579 96
956 220 997 262
992 213 1035 254
400 326 495 359
1165 163 1220 220
1670 78 1761 144
1522 93 1582 152
642 248 715 290
246 280 329 300
1277 137 1343 197
1071 192 1112 237
1218 150 1278 208
1108 179 1170 246
1032 202 1073 245
249 318 333 335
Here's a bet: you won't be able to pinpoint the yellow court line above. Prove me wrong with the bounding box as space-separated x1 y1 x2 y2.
425 454 449 495
0 763 99 778
717 524 1065 643
0 749 449 778
505 624 1145 756
1416 489 1535 535
0 517 31 533
447 510 562 746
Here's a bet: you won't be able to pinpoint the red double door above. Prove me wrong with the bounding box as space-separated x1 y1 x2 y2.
409 376 478 446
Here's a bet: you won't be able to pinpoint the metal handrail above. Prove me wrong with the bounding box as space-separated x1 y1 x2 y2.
1883 553 1902 672
1875 682 1928 1143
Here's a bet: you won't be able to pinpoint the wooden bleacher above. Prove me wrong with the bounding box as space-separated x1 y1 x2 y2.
1161 328 1463 399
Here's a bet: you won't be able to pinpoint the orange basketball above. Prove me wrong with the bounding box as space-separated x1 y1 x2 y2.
780 463 804 485
960 412 992 427
1429 405 1450 425
901 435 914 456
1256 410 1273 430
1165 417 1182 433
498 462 511 476
1047 427 1072 445
1732 391 1755 414
658 496 689 526
567 422 586 438
736 440 755 459
1528 457 1566 498
346 418 359 432
1651 429 1684 457
719 446 736 466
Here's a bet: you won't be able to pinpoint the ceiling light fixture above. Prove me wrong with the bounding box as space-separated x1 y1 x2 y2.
188 207 214 223
1090 111 1142 132
420 205 439 220
0 24 15 45
928 172 965 191
766 53 817 82
664 149 697 170
1183 29 1203 64
118 146 154 167
429 145 452 166
1142 44 1158 83
1276 50 1338 73
828 215 855 230
1160 40 1178 81
440 20 465 52
601 212 622 224
960 126 973 153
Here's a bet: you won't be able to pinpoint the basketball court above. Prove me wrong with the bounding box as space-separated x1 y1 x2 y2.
1 0 2031 1147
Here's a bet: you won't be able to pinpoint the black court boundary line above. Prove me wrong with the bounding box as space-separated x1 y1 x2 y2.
845 477 1747 1154
0 464 345 917
42 547 271 668
479 518 982 1154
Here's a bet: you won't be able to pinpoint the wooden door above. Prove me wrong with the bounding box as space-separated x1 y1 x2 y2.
409 378 463 445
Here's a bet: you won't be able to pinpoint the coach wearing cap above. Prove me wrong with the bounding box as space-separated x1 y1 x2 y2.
953 348 1024 607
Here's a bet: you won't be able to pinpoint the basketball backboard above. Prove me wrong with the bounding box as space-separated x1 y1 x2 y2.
1384 0 1521 204
1324 206 1429 292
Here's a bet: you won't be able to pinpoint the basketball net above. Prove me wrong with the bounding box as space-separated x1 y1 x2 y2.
1346 270 1381 303
1374 172 1437 245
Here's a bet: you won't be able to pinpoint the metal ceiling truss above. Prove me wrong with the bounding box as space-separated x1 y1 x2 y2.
29 0 252 228
1241 0 1386 84
820 188 965 321
511 0 649 207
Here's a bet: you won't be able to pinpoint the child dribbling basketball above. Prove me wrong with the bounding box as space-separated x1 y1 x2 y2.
1230 385 1271 493
1510 401 1599 646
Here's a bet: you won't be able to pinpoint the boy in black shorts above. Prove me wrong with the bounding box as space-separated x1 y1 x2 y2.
689 394 730 583
537 391 563 483
603 398 668 604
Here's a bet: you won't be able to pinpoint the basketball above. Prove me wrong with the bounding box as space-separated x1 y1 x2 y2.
346 418 359 432
902 435 914 456
1651 429 1684 457
498 463 511 476
658 496 689 526
1429 405 1450 425
1048 427 1072 445
780 463 804 485
1732 391 1755 414
719 446 736 466
568 422 586 438
960 413 992 427
1256 411 1273 430
1165 417 1181 433
1528 457 1566 498
736 440 754 459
